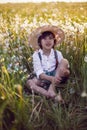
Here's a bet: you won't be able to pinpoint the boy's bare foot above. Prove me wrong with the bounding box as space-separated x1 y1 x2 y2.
54 93 65 104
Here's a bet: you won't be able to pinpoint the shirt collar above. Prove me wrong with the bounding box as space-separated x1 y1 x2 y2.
39 48 54 56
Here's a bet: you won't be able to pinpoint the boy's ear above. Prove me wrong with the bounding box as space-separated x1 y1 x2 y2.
52 40 56 48
52 39 56 48
54 39 56 44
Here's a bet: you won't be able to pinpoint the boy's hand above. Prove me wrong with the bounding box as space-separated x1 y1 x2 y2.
52 76 62 85
55 76 62 84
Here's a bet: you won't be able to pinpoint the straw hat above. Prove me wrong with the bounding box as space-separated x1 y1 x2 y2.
28 25 65 50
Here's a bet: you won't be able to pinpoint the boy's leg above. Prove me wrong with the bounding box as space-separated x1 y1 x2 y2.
52 59 70 102
26 78 64 102
55 58 70 78
26 78 55 98
47 84 56 98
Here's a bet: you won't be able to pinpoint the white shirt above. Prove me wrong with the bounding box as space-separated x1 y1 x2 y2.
33 48 63 78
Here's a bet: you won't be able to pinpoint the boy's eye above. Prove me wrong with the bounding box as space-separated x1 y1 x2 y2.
49 36 54 39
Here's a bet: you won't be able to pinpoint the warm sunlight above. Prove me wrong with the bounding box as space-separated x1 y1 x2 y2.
0 0 87 3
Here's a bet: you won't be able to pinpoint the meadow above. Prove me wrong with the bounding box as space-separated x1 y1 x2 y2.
0 2 87 130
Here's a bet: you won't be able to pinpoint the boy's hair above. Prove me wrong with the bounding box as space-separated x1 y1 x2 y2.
38 31 56 49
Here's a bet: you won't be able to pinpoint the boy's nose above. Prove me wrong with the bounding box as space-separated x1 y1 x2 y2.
45 38 51 42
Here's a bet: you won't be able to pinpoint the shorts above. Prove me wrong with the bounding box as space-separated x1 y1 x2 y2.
45 69 56 76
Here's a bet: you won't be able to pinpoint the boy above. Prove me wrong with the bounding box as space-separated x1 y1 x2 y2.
26 25 70 102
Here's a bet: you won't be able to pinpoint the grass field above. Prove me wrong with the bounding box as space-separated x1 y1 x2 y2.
0 2 87 130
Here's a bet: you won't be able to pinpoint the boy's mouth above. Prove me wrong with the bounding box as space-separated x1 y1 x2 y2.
46 43 52 46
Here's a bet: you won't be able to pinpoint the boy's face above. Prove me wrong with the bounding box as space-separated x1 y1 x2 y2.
41 34 55 51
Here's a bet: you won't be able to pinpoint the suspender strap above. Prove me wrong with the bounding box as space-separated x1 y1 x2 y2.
54 50 59 70
38 52 42 63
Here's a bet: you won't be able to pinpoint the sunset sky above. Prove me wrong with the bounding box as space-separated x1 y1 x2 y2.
0 0 87 3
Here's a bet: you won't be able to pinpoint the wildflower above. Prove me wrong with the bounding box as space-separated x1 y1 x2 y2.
73 46 77 51
84 55 87 63
81 91 87 97
80 7 84 10
14 66 19 71
0 58 4 62
11 55 16 60
19 70 23 74
66 46 69 54
69 88 75 94
1 95 6 100
28 57 32 62
24 69 27 73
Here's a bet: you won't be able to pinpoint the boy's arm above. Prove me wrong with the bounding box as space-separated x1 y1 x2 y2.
39 73 53 82
39 73 62 84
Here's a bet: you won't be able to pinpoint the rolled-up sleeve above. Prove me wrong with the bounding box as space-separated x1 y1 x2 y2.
33 52 44 78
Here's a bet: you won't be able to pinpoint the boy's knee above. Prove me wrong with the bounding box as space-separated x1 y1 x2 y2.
26 79 33 87
64 69 70 77
60 58 69 68
61 58 68 64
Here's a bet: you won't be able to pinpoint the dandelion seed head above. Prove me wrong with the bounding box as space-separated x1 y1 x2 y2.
0 58 4 62
73 46 77 51
81 91 87 97
69 88 75 94
84 55 87 62
1 96 6 100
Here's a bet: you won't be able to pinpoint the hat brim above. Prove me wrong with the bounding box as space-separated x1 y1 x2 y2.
28 25 65 50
